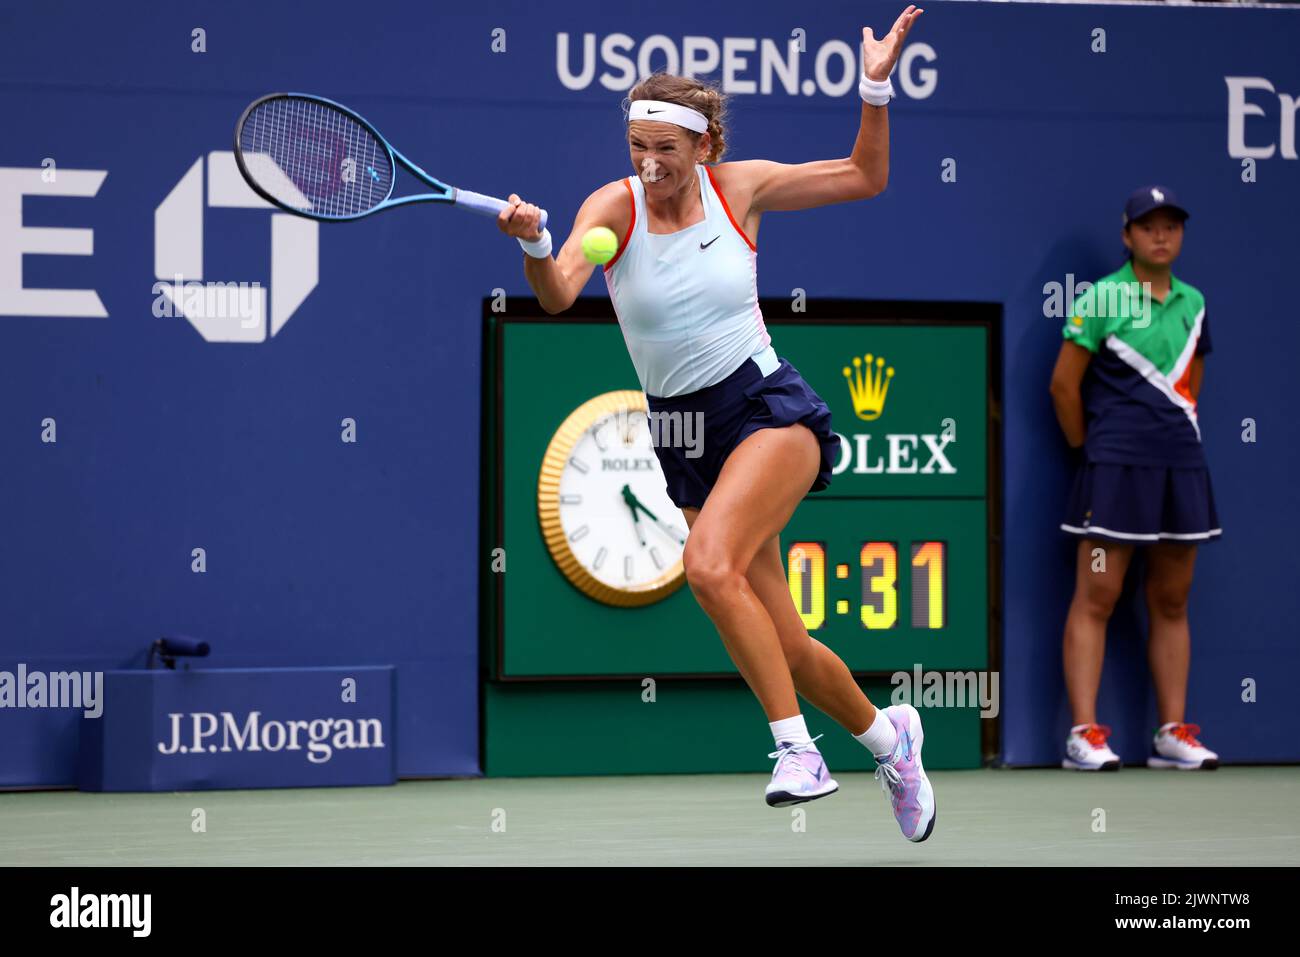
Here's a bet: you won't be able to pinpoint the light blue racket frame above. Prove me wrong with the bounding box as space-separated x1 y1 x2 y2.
233 91 548 229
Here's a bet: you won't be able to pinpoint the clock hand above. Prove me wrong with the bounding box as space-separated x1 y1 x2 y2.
620 484 647 547
623 487 687 546
651 517 688 546
623 486 655 518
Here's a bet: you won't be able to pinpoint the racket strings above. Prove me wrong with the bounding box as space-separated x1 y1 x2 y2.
238 97 394 218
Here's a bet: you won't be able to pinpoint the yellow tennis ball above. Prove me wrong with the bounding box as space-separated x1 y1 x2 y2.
582 226 619 264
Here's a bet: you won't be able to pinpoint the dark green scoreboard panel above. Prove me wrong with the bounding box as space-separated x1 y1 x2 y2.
482 307 996 774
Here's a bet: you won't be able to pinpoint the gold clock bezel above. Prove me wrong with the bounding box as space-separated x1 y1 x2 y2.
537 390 687 607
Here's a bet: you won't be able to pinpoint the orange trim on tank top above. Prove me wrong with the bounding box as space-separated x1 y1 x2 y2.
704 165 756 253
603 178 636 272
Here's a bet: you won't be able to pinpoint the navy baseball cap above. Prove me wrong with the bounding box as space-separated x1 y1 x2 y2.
1123 185 1189 225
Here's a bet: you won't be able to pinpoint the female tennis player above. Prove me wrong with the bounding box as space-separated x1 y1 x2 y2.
1050 186 1220 772
498 7 933 842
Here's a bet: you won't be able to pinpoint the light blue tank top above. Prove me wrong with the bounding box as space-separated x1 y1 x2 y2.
603 164 773 398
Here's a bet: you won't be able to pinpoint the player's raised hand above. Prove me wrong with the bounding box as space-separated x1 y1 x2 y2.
862 5 923 82
498 193 544 242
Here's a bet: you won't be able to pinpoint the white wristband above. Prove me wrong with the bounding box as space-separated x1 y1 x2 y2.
859 74 894 107
518 228 553 259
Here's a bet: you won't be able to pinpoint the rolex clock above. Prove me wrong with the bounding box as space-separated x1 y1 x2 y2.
537 390 688 606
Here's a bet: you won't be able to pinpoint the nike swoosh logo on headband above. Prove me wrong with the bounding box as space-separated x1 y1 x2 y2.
647 109 664 114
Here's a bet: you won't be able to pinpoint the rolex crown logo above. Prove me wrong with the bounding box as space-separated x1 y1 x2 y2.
842 353 894 421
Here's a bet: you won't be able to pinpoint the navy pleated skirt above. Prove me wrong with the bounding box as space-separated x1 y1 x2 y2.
646 354 839 511
1060 460 1222 545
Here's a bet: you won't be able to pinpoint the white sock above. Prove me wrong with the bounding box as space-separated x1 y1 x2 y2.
854 708 898 761
770 715 812 748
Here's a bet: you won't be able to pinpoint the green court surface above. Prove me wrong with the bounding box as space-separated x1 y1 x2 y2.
2 768 1297 867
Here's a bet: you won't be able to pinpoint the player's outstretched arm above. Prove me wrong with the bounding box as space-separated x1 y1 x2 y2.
498 181 628 315
725 5 923 214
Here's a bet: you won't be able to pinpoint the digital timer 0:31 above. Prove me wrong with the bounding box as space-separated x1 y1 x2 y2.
787 540 947 631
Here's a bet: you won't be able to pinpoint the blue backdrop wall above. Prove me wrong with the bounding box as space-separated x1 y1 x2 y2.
2 0 1297 784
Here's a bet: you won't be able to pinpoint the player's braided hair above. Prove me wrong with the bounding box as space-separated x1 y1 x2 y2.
624 72 728 163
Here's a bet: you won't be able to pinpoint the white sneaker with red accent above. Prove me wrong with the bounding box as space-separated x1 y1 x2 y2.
1148 722 1219 770
1062 723 1121 771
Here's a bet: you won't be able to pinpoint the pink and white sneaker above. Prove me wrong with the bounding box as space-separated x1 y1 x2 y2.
874 704 937 842
1148 722 1219 770
1063 723 1121 771
765 735 839 807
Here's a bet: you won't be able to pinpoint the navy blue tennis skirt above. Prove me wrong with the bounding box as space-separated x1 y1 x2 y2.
1060 460 1222 545
645 353 840 511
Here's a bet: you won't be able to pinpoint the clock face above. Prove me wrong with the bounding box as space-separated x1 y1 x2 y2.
538 391 688 606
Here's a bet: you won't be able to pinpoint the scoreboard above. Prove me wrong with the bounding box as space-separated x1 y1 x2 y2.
483 304 996 680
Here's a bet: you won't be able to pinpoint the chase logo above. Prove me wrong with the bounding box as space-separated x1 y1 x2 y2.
154 151 318 343
842 352 895 421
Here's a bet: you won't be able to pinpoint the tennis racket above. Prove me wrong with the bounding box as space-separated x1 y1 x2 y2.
233 92 548 229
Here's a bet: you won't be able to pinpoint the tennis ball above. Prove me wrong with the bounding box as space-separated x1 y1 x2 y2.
582 226 619 265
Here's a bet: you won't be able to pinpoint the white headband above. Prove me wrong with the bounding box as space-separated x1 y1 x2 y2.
627 99 708 134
